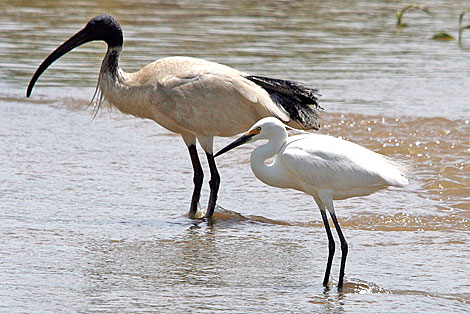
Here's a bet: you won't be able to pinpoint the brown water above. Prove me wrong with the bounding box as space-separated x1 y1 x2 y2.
1 0 470 313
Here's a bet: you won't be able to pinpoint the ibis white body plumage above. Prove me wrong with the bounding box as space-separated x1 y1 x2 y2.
27 15 321 218
100 54 295 139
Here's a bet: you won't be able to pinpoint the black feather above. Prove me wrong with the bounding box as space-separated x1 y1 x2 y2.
244 75 322 130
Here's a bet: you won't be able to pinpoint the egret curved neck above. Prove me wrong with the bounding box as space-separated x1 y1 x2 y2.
250 131 287 187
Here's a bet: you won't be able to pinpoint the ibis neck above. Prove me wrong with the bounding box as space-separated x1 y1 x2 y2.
98 45 129 102
250 131 288 187
101 45 122 78
97 45 155 120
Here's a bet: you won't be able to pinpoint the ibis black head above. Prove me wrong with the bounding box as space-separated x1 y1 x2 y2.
26 14 123 97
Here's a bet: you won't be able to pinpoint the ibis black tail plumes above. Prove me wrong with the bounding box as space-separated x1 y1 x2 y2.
244 75 322 130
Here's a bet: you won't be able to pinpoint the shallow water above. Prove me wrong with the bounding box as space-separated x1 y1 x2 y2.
1 0 470 313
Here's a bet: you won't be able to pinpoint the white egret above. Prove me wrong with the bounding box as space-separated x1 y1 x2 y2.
214 117 408 289
26 15 321 218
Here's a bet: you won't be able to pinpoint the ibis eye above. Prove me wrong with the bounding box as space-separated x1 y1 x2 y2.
256 127 261 132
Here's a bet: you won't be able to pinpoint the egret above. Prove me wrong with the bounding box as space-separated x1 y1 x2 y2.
214 117 408 289
26 15 321 218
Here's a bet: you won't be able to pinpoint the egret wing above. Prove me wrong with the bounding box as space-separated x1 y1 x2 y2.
280 135 406 194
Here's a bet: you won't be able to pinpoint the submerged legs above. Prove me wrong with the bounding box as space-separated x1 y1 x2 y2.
317 194 348 290
187 144 204 219
185 137 220 219
320 209 335 287
329 210 348 289
205 152 220 218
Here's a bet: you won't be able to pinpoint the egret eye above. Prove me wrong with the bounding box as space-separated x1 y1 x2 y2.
256 127 261 132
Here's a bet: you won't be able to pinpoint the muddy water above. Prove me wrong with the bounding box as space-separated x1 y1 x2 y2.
1 0 470 313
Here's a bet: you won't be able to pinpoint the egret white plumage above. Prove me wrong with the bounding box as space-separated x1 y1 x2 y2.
26 15 321 218
214 117 408 289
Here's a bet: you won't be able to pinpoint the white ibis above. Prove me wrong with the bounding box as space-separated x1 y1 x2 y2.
26 15 321 219
214 117 409 289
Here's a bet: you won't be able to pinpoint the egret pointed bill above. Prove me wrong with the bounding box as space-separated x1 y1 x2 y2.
26 15 122 98
214 128 260 158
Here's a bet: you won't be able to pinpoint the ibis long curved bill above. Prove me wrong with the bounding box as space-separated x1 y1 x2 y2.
27 29 89 97
27 15 123 97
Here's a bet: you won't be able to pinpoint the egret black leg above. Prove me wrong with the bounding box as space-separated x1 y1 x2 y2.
205 153 220 218
329 211 348 289
320 209 335 287
188 145 204 218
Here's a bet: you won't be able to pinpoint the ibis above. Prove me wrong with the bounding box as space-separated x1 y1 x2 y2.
26 15 321 219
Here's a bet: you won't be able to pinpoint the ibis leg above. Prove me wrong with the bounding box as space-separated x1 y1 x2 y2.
188 145 204 219
320 209 335 287
329 211 348 289
205 153 220 218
